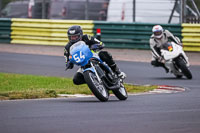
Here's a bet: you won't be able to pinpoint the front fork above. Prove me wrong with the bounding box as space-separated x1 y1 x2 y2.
85 61 121 90
90 62 102 83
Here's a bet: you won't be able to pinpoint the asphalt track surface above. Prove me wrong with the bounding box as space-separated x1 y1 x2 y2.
0 52 200 133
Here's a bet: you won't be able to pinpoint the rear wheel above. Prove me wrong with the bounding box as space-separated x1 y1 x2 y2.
175 74 183 79
112 82 128 100
84 71 109 102
175 57 192 79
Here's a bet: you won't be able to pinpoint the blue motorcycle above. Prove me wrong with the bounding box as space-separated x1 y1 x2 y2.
68 41 128 102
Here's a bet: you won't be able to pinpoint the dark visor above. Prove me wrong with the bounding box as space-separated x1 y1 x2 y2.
154 31 162 36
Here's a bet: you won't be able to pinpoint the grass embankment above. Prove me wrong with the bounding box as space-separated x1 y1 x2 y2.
0 72 157 100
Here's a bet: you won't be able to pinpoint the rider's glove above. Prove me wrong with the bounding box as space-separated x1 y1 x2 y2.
91 44 103 51
158 56 163 62
65 62 74 70
178 43 183 47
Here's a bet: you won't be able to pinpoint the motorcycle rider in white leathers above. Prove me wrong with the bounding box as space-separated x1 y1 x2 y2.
149 25 182 73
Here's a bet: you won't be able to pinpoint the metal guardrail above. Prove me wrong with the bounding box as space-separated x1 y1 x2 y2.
0 18 11 43
182 23 200 51
11 18 94 46
1 18 199 52
94 21 182 49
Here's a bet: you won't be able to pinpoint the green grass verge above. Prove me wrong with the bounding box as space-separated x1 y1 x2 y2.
0 72 157 100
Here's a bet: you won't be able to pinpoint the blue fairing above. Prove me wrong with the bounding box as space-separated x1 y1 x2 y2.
69 41 93 66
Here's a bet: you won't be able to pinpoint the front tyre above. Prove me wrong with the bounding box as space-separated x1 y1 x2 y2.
112 82 128 100
84 71 109 102
175 57 192 79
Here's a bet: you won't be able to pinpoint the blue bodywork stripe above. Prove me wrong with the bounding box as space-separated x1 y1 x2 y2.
83 68 95 73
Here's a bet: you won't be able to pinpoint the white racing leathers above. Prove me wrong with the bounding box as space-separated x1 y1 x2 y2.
149 30 181 60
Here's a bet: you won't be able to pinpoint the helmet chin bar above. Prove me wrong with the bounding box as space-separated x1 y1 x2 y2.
154 31 163 39
155 34 163 39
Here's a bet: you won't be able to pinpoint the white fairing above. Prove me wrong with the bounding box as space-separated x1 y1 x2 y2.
161 42 189 66
161 42 180 60
161 42 190 76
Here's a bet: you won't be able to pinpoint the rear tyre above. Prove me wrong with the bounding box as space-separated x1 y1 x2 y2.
175 75 183 79
112 82 128 100
84 71 109 102
175 57 192 79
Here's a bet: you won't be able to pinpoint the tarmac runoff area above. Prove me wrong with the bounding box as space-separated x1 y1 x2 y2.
0 43 200 65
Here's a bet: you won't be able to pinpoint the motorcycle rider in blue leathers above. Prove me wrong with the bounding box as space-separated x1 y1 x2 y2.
64 25 126 85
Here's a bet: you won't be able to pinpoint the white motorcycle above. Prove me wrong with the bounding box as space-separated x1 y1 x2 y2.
160 42 192 79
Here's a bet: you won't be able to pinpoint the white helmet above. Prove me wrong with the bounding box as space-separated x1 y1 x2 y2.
152 25 163 39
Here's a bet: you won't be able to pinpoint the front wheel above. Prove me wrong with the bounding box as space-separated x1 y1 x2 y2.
112 82 128 100
83 71 109 102
175 57 192 79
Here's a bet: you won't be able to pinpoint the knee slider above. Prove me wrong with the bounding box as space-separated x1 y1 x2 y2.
73 72 85 85
151 60 158 66
73 78 81 85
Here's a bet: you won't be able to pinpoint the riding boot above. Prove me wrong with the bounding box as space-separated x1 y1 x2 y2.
160 63 169 73
110 64 126 79
152 60 169 73
98 51 126 78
